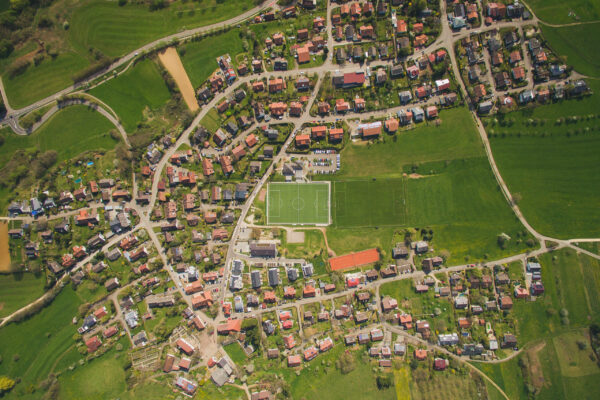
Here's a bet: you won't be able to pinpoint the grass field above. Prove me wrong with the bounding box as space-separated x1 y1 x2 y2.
0 272 46 318
1 0 256 108
490 134 600 239
0 105 118 167
333 179 406 228
179 29 245 88
325 108 483 180
541 23 600 77
58 336 130 400
69 0 256 58
0 287 83 399
224 342 248 365
320 107 538 264
475 357 528 400
89 59 171 131
267 182 330 225
527 0 600 24
2 52 90 109
329 157 534 265
478 329 600 400
409 370 485 400
512 248 600 345
284 345 396 400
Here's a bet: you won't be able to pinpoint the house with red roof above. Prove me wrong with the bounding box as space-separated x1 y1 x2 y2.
335 98 350 113
217 319 242 335
176 338 195 355
304 346 318 361
303 285 316 298
245 134 258 147
86 336 102 353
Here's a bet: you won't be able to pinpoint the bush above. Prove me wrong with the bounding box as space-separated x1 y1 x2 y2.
8 59 31 78
376 374 392 390
0 39 14 59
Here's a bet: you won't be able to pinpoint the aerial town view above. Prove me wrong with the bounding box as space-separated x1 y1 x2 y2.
0 0 599 399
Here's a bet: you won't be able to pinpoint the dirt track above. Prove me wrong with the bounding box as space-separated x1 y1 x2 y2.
0 222 11 272
158 47 199 112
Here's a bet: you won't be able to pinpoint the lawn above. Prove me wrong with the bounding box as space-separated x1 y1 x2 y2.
409 369 486 400
1 0 256 108
328 157 535 265
0 287 82 399
267 182 330 225
552 329 599 378
284 345 396 400
283 229 328 261
527 0 600 24
68 0 256 58
0 105 119 167
541 23 600 78
326 108 483 180
179 28 245 88
89 59 171 131
490 134 600 239
333 179 406 228
224 342 248 365
513 248 600 345
2 52 90 109
0 272 46 318
58 336 130 400
475 357 528 400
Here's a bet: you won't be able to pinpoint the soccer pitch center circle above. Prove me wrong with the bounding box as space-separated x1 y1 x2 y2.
291 197 305 211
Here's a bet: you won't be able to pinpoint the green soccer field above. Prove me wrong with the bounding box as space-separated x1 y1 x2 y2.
267 183 330 225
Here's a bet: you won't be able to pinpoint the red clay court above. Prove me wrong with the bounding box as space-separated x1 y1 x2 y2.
329 248 380 271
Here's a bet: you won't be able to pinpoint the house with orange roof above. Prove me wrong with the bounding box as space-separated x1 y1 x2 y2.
245 134 258 147
296 134 311 147
414 349 428 360
269 102 287 116
414 34 428 47
192 291 213 308
329 128 343 142
385 118 399 132
335 98 350 113
397 20 407 34
289 102 303 116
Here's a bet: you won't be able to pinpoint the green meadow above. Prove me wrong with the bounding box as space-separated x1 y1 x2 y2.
317 108 533 264
512 248 600 345
487 80 600 238
1 0 256 108
58 336 131 400
284 345 396 400
328 108 484 180
0 287 82 399
89 59 171 131
541 22 600 78
69 0 256 58
476 328 600 400
527 0 600 24
179 29 245 88
2 52 90 109
0 272 46 318
490 136 600 239
0 105 118 167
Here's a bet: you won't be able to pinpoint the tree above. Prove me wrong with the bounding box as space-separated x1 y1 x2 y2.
335 351 355 374
376 374 392 389
0 375 15 393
